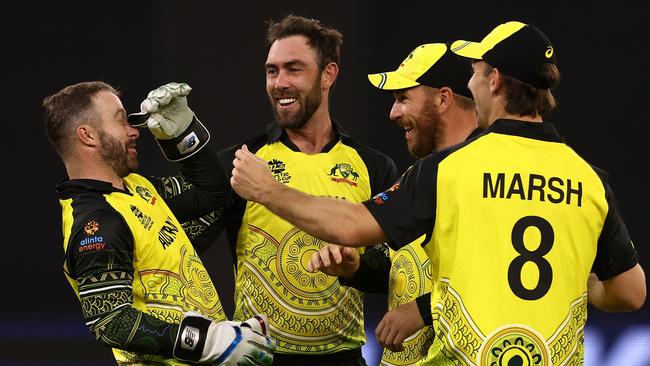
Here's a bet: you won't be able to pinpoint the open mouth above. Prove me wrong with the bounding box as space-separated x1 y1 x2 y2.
278 98 297 106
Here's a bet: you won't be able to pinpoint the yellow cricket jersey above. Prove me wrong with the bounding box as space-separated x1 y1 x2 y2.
381 237 435 366
58 173 226 365
365 120 639 366
218 122 397 355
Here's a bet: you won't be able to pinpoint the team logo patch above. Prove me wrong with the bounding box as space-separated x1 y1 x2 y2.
268 159 291 184
135 185 157 205
478 325 550 366
80 220 105 252
327 163 359 186
129 205 154 230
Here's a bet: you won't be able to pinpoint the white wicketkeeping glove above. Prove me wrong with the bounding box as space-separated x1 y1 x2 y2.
128 82 211 161
132 82 193 139
174 312 276 366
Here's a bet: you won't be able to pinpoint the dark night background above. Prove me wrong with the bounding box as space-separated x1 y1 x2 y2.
2 1 649 364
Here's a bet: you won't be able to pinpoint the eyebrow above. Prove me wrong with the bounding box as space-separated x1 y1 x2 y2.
265 59 308 69
114 108 126 119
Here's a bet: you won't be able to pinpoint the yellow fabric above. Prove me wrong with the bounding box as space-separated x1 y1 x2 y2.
368 43 448 90
451 21 526 59
381 236 434 366
234 140 372 354
62 174 225 365
417 133 606 365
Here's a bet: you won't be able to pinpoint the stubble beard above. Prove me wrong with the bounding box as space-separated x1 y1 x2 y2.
270 76 322 130
98 130 138 178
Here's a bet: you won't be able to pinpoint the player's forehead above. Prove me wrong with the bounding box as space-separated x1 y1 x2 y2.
266 35 319 68
93 91 125 119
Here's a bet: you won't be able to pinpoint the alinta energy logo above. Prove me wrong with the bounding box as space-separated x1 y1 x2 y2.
135 185 157 205
268 159 291 184
327 163 359 187
80 219 105 252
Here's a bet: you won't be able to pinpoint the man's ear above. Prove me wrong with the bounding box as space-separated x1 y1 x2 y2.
490 67 502 93
76 125 99 147
438 87 454 113
321 62 339 90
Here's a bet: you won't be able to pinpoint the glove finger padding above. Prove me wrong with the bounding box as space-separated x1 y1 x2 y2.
241 314 269 336
143 82 192 114
129 82 210 161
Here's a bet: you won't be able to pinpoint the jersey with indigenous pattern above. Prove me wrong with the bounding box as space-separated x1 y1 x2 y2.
365 120 639 366
381 236 434 366
215 122 397 355
59 172 226 365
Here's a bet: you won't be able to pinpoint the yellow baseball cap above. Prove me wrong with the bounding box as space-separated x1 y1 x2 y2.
368 43 471 97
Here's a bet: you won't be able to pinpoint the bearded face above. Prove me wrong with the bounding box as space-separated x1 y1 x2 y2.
269 73 322 130
98 129 138 178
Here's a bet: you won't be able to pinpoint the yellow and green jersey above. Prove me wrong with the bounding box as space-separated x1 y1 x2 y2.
365 120 639 366
215 122 397 355
57 149 228 365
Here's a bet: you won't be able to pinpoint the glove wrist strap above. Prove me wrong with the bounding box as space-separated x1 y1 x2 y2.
173 314 211 362
156 115 211 162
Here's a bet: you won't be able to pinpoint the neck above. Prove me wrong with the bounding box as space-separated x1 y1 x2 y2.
65 158 124 190
439 109 479 150
285 107 335 154
487 98 543 126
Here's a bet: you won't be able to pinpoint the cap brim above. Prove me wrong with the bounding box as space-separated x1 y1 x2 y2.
450 40 487 60
368 71 420 91
127 111 149 127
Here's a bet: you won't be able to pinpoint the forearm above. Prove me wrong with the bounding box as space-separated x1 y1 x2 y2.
96 306 178 357
166 147 231 223
78 270 178 356
339 245 391 293
260 183 387 246
588 265 646 312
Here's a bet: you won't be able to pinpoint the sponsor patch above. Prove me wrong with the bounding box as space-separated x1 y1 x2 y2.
130 204 154 230
373 192 389 205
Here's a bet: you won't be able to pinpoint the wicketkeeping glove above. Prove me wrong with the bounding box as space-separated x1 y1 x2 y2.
174 311 275 366
128 82 210 161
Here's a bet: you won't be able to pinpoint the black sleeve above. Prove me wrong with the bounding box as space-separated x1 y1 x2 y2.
591 173 639 280
363 156 438 250
150 145 231 224
344 137 399 195
415 293 433 326
149 173 228 252
66 209 178 357
338 244 391 293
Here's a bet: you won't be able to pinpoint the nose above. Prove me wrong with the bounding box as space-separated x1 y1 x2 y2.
128 125 140 139
272 69 290 90
389 101 402 121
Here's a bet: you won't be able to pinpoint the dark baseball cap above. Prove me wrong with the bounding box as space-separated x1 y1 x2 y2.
367 43 472 98
451 21 557 89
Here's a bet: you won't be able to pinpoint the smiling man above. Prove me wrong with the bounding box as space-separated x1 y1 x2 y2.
185 15 397 366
